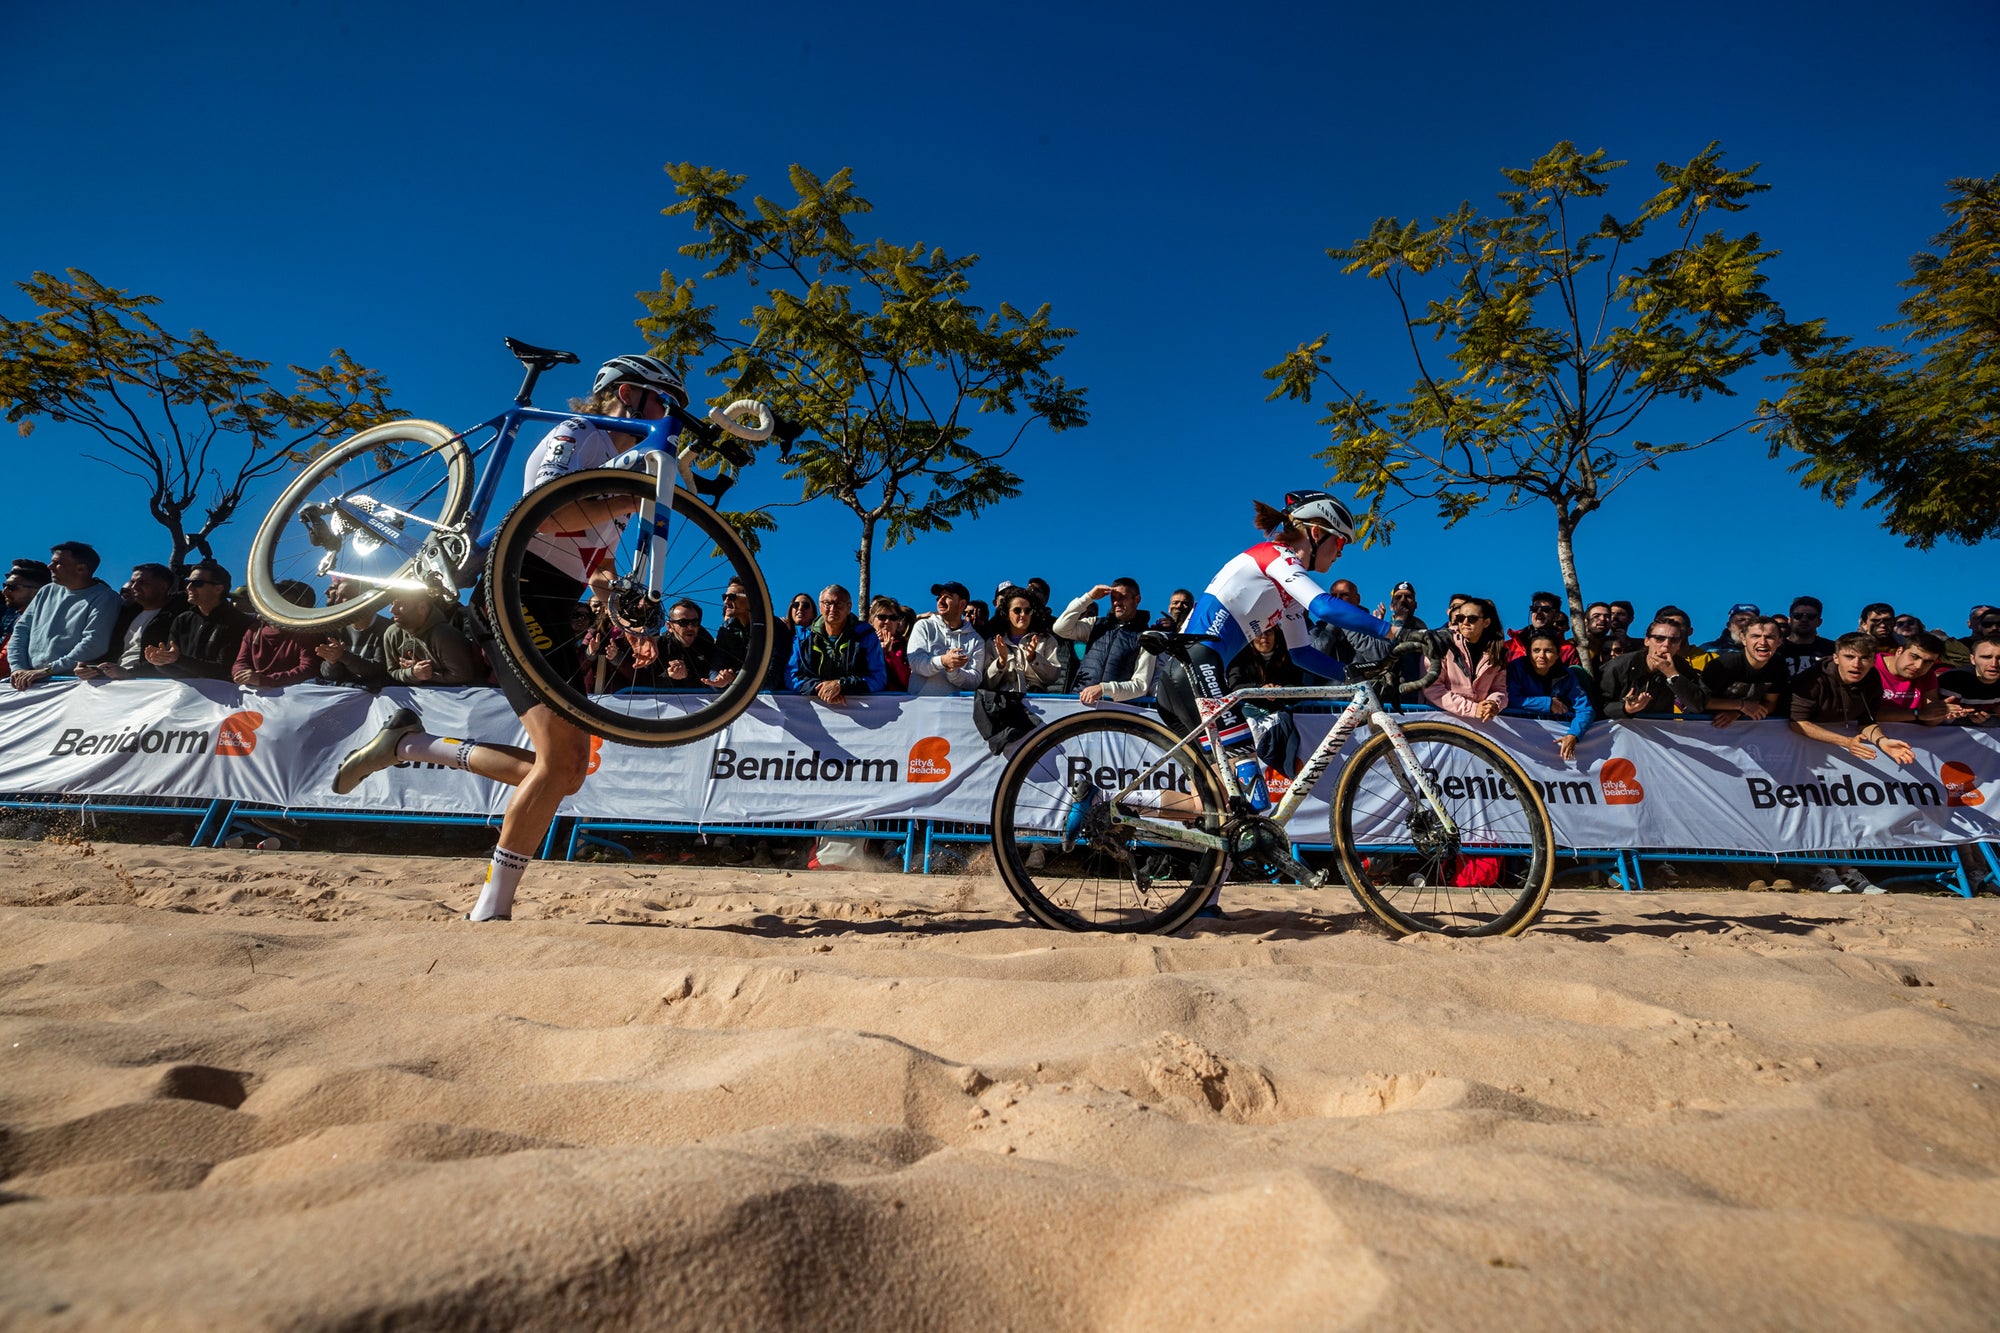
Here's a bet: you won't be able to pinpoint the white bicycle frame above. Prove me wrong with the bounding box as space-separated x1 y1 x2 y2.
1097 677 1461 862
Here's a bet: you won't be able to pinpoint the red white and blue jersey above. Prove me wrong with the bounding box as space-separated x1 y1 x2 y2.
521 418 627 583
1185 541 1387 677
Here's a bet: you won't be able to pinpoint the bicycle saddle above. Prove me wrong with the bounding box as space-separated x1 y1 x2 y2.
1137 630 1217 656
504 337 580 369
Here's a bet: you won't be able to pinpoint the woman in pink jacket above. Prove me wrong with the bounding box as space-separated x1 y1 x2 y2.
1423 596 1508 720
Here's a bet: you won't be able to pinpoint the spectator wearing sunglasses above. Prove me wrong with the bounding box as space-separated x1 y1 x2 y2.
1424 596 1510 721
1 559 52 676
7 543 123 690
1505 591 1578 665
706 579 759 691
1942 605 1999 669
1598 618 1708 717
986 586 1064 693
144 561 256 681
866 596 911 692
655 598 718 690
1857 602 1899 657
1777 595 1837 679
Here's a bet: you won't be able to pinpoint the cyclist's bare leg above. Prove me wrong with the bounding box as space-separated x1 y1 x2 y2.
466 705 590 921
390 730 534 782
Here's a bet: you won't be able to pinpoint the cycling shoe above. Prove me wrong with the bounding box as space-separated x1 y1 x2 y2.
1059 779 1097 853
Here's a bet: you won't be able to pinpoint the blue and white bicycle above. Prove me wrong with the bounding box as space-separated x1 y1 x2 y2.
246 337 783 747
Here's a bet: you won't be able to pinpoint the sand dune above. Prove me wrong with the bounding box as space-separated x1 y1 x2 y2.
3 835 1999 1328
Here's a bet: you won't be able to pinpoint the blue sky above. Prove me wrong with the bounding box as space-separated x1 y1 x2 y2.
6 0 1995 642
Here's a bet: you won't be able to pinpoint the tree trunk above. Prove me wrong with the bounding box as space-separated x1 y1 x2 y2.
854 514 876 610
1554 514 1592 674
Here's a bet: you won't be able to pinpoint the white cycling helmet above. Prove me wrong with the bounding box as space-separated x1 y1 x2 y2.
1283 489 1357 542
592 354 688 409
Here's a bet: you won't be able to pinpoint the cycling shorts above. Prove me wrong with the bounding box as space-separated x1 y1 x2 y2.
471 552 588 719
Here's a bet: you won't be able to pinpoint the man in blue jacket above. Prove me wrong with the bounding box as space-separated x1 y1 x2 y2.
6 542 122 690
788 584 886 707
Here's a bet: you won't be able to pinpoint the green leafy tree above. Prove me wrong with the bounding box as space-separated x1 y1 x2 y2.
1266 142 1810 666
0 269 392 570
1761 175 2000 548
637 164 1088 607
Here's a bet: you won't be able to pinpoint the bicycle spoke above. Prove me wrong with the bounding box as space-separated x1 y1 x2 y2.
1334 721 1553 937
991 712 1225 933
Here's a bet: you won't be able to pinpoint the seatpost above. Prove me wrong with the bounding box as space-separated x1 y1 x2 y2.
514 363 544 407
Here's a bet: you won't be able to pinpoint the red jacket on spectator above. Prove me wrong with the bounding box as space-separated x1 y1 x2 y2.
1504 626 1578 665
233 625 320 687
880 639 910 692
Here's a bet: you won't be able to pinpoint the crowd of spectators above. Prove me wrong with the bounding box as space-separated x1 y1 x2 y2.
7 539 1996 890
9 543 1995 743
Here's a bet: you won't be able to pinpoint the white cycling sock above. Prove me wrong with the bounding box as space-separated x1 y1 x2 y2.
397 733 477 771
469 845 531 921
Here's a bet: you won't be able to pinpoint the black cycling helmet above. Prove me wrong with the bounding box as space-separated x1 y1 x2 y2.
1283 490 1357 541
592 354 688 409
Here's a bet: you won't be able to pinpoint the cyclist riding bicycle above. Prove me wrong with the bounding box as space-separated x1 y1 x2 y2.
331 353 686 921
1095 489 1390 806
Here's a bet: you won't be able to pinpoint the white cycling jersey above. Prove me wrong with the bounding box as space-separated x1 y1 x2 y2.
520 418 629 583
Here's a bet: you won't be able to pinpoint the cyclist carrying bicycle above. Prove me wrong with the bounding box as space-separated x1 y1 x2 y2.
331 353 686 921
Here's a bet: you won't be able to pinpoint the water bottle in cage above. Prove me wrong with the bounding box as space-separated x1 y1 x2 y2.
1234 755 1270 811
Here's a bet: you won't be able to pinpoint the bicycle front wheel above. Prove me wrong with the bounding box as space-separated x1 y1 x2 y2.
990 710 1228 933
1329 719 1554 937
482 469 773 748
247 419 473 632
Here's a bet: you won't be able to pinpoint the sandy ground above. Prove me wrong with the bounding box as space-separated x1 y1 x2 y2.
2 836 1999 1330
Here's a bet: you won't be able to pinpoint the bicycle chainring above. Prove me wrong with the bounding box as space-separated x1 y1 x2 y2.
1222 815 1292 883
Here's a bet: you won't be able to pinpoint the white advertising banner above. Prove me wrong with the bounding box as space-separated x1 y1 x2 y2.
0 681 1994 852
1278 711 2000 852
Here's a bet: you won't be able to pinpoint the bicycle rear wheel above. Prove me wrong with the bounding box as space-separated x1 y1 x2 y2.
990 710 1228 933
247 419 473 632
481 469 773 748
1329 719 1554 937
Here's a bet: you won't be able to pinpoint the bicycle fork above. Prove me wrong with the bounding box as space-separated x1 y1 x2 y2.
635 452 682 602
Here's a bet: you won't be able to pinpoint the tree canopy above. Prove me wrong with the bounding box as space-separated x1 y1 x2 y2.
636 164 1087 606
1761 175 2000 548
1266 141 1811 663
0 269 392 570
